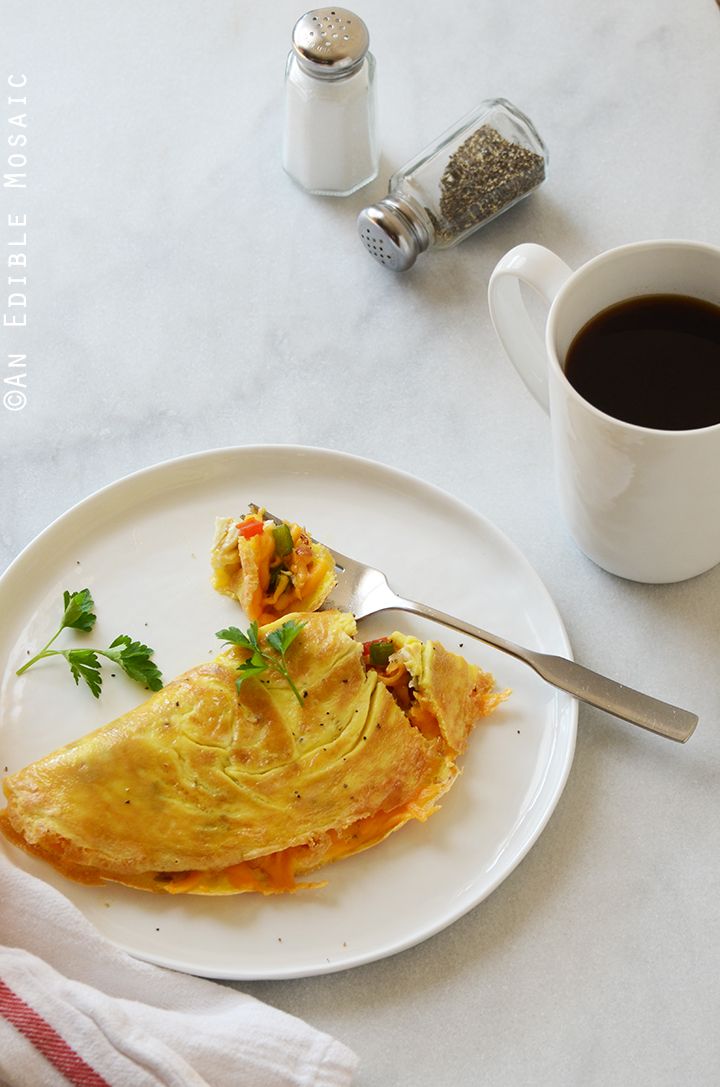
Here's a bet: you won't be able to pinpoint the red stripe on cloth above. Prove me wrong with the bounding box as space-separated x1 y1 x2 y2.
0 978 112 1087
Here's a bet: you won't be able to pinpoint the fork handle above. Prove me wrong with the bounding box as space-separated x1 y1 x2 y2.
391 599 698 743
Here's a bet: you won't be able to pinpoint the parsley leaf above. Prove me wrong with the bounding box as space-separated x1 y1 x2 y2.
216 619 306 704
61 589 97 632
215 625 257 652
266 618 305 659
101 636 164 691
235 654 269 689
16 588 164 699
65 649 102 698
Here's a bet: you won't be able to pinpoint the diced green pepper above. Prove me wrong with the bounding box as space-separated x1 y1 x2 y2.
368 640 394 668
268 565 292 592
272 523 294 558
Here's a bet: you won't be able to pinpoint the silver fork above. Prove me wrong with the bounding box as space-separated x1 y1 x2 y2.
259 509 698 743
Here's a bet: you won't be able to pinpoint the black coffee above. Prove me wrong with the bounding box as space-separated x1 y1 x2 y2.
564 293 720 430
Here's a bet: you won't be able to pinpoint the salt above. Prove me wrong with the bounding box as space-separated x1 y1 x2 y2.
282 8 378 197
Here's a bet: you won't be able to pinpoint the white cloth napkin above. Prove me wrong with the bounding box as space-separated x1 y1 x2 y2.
0 857 358 1087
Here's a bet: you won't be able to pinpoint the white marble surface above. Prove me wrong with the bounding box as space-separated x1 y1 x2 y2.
2 1 720 1084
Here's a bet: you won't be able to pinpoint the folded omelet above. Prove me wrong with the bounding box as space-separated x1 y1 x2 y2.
0 612 507 895
211 507 336 622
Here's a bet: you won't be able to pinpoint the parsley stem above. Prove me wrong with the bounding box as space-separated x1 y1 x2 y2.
16 629 64 676
261 654 304 706
280 668 304 706
275 650 304 706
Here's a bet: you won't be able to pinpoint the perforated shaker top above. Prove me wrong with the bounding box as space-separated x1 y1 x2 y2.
357 200 430 272
291 8 370 79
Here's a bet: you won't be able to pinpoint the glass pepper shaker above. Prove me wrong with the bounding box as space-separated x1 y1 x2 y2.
357 99 548 270
283 7 379 197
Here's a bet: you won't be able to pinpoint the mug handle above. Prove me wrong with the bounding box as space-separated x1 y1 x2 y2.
488 244 573 413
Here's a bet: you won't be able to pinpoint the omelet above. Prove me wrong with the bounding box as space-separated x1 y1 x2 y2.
0 612 507 896
211 506 336 622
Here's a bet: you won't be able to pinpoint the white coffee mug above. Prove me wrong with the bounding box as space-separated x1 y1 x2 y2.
488 239 720 583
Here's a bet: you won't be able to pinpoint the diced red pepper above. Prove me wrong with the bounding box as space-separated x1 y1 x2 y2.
236 517 265 539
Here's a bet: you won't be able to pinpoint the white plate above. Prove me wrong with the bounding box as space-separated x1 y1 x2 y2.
0 446 577 979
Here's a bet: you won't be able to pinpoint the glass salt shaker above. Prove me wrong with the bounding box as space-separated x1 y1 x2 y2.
357 99 547 270
283 7 379 197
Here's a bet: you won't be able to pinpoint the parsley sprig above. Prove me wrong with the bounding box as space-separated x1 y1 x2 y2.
216 618 306 704
16 588 164 699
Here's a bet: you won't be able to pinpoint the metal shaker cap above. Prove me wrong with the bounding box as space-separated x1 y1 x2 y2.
291 8 369 80
357 198 431 272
